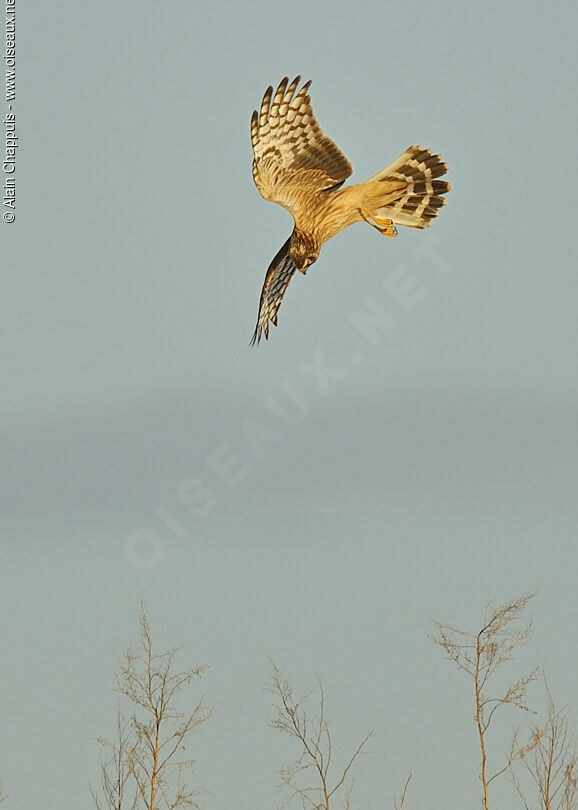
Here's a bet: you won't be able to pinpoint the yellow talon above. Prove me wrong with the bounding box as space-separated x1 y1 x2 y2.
360 207 398 237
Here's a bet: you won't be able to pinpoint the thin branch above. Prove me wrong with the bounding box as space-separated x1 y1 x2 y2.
431 592 538 810
269 661 373 810
327 730 374 799
509 675 578 810
93 604 212 810
395 772 412 810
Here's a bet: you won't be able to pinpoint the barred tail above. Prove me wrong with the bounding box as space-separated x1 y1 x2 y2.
364 145 451 229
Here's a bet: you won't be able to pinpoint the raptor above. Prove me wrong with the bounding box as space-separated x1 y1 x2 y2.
250 76 451 344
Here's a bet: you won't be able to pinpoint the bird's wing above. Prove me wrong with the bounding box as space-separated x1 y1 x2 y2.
251 237 298 344
251 77 353 217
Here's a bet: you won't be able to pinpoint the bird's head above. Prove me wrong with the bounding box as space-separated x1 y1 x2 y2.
290 230 320 274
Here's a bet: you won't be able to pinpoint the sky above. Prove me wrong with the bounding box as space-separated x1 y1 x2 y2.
1 1 578 808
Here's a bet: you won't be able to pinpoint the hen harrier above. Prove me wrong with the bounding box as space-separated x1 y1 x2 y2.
250 76 451 344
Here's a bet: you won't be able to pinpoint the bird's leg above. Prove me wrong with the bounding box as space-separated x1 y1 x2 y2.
360 207 398 237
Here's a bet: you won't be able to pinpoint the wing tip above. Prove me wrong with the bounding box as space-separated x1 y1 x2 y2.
250 322 273 347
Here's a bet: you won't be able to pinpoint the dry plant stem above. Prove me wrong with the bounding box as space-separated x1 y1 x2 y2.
93 604 212 810
431 592 538 810
91 711 140 810
510 677 578 810
395 772 412 810
269 660 373 810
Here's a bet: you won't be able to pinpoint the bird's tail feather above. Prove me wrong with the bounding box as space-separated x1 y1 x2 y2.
362 145 451 229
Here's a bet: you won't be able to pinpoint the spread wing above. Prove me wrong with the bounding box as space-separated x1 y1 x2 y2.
251 237 297 345
250 76 353 217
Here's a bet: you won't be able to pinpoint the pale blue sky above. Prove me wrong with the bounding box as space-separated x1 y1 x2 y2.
2 1 577 809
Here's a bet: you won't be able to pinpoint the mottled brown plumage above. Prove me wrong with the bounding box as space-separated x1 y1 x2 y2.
250 77 451 344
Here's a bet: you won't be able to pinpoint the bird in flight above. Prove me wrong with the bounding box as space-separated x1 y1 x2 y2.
250 76 451 344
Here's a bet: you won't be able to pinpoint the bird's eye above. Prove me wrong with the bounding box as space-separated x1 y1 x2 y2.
306 255 316 265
